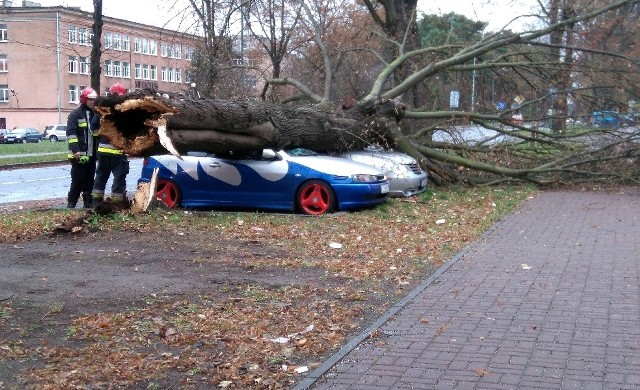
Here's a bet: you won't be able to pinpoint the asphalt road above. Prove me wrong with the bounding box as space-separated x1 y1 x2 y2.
0 159 143 204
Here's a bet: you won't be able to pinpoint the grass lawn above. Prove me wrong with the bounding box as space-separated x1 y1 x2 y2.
0 141 68 165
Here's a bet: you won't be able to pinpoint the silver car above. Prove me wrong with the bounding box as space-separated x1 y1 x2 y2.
340 149 428 197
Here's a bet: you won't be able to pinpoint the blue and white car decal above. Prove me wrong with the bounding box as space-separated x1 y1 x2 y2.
154 155 288 186
140 149 389 213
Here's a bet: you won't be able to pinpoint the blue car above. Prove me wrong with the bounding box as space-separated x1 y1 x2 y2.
5 128 43 143
591 111 634 128
138 148 389 215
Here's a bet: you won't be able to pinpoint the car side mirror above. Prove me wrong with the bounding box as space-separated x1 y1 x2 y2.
262 149 278 160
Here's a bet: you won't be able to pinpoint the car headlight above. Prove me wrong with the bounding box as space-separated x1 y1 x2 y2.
351 174 383 183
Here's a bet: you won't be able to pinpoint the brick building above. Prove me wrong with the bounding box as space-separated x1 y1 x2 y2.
0 3 201 131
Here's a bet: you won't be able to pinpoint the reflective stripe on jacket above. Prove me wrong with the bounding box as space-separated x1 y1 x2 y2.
66 104 97 157
97 141 124 155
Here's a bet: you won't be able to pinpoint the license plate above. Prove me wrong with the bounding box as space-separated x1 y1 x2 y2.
380 183 389 194
7 138 14 142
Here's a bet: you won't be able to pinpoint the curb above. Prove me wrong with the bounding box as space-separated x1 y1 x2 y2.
0 160 66 171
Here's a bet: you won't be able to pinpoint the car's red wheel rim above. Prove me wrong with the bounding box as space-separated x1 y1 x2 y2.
157 180 180 208
299 182 331 215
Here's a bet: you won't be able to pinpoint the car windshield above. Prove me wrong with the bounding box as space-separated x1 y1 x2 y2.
286 148 319 156
10 129 27 135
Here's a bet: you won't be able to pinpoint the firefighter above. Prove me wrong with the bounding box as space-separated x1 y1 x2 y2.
66 87 99 208
91 83 129 206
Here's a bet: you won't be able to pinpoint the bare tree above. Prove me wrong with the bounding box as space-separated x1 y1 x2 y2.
241 0 303 101
97 0 640 186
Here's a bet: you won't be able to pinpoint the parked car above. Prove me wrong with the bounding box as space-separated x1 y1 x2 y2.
139 148 389 215
510 112 524 126
0 129 8 144
339 148 428 197
5 128 42 143
591 110 634 127
44 124 68 142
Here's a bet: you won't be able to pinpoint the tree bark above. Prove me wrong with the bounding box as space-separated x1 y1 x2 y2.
90 0 103 92
94 93 398 157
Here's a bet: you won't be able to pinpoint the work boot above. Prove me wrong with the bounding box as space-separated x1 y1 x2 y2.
82 192 93 208
92 192 104 206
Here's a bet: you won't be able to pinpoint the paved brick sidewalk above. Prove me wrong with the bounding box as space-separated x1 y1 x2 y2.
297 190 640 389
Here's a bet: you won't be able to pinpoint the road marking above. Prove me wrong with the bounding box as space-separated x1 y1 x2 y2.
1 175 69 185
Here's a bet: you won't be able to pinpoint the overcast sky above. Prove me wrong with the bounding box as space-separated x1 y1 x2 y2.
418 0 537 31
31 0 190 29
31 0 537 32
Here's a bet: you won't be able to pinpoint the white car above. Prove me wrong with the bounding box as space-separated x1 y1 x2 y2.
44 124 67 142
339 148 428 197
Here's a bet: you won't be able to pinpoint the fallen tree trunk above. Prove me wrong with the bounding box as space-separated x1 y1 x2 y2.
94 92 398 157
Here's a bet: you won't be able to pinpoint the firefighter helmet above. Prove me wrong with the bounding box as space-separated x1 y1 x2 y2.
108 83 127 96
79 87 97 104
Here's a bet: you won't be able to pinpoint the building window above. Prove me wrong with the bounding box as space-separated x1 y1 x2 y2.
142 38 149 54
0 24 7 41
69 85 79 103
79 27 92 45
161 43 168 57
142 64 149 79
80 57 90 74
159 67 184 83
150 65 157 80
150 40 157 56
68 26 78 43
184 47 194 61
68 56 79 73
104 32 113 49
134 37 141 53
166 43 183 59
0 55 7 73
105 32 127 50
113 33 121 50
134 63 142 79
104 60 112 76
113 61 121 77
122 62 130 78
0 85 8 103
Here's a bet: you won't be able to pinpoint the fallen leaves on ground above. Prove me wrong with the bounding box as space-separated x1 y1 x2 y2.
0 186 536 389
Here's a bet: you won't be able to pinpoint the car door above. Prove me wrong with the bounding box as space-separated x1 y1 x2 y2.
205 152 291 208
191 155 246 205
228 153 291 207
27 129 39 142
